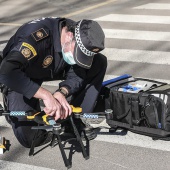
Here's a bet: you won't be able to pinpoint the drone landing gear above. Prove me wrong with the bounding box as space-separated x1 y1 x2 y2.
29 115 89 169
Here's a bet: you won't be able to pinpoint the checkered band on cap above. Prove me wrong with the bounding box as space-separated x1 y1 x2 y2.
75 20 96 57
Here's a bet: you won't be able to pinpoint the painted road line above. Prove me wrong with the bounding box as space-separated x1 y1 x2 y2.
3 75 170 87
42 80 61 86
95 14 170 24
91 119 170 152
0 101 11 128
63 0 117 18
0 101 3 107
0 0 117 26
41 75 170 87
0 43 6 46
0 160 55 170
134 3 170 10
0 73 168 88
95 128 170 152
0 23 21 26
104 75 170 84
103 29 170 41
0 43 7 51
102 48 170 65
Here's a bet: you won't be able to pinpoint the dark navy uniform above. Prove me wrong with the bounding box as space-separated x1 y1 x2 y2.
0 17 107 147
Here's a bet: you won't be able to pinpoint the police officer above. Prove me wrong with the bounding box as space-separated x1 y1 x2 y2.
0 17 107 148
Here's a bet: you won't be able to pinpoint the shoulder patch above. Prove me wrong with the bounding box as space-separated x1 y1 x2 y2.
31 28 49 41
42 55 53 68
19 42 37 60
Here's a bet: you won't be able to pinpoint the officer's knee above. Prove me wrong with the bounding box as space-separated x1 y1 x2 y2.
14 128 47 148
10 118 47 148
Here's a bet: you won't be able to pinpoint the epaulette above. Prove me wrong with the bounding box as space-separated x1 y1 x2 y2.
31 28 49 42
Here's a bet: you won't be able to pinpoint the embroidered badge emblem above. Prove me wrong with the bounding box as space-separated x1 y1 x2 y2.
21 48 31 58
42 55 53 68
36 31 43 38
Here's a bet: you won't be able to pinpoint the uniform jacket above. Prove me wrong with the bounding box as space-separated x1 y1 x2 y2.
0 17 87 99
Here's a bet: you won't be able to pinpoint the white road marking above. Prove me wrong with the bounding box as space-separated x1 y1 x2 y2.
95 14 170 24
0 43 6 49
102 48 170 65
0 160 55 170
0 101 3 106
134 3 170 10
103 29 170 41
95 128 170 151
0 101 11 128
42 75 170 86
104 75 170 84
91 120 170 152
1 2 170 154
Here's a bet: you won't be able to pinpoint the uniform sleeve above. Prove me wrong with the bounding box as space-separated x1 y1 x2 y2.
0 41 40 99
59 65 87 95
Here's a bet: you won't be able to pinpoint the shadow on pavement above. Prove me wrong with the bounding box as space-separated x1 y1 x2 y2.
30 133 90 168
96 127 128 136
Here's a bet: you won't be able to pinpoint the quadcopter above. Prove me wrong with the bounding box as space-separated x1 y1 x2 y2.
0 102 113 169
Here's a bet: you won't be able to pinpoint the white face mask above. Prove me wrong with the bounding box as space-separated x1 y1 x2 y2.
62 40 76 65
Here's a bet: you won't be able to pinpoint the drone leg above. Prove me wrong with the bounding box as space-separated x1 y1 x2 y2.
29 129 39 156
69 116 89 160
55 133 71 169
50 134 58 148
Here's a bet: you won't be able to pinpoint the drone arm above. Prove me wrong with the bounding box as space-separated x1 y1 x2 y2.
0 111 26 116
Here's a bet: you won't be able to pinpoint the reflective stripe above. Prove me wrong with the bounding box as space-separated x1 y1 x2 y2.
10 111 26 116
83 113 99 119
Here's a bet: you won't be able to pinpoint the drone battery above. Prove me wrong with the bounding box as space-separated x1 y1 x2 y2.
0 136 6 154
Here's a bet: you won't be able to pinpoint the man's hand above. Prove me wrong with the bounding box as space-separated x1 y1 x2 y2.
43 94 62 120
34 87 63 120
53 91 72 119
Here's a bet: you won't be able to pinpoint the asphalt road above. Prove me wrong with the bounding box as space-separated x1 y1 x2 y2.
1 0 170 170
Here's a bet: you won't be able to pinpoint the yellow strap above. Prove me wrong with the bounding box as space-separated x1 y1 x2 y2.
27 112 49 125
42 115 49 125
27 112 41 120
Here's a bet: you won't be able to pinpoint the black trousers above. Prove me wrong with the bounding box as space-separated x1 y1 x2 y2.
6 53 107 148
